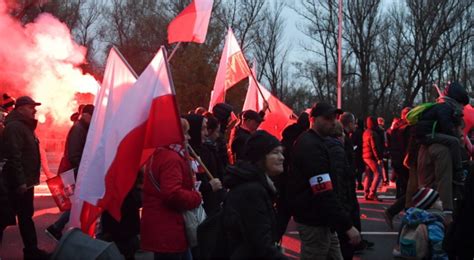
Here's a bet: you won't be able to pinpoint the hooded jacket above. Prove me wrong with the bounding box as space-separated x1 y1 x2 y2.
363 117 384 161
222 161 287 260
57 118 89 177
229 125 252 162
416 82 468 138
1 110 41 189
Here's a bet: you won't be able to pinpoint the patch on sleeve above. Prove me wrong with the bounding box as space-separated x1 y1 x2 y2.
309 173 333 194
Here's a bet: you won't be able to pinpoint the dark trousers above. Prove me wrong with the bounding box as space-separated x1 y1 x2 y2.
387 165 409 216
10 188 38 250
355 159 365 185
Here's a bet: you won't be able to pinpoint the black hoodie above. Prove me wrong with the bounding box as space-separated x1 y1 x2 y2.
1 110 41 189
222 161 287 260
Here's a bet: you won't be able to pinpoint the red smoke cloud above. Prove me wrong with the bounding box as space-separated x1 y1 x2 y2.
0 0 98 124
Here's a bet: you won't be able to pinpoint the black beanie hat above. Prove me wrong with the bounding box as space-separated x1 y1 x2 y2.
244 130 281 163
212 103 233 121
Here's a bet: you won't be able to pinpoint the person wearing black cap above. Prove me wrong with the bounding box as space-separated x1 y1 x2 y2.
46 104 94 241
1 96 49 259
222 130 287 259
286 102 360 260
229 109 264 162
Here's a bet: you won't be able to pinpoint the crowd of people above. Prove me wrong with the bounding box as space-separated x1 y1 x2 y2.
0 81 473 260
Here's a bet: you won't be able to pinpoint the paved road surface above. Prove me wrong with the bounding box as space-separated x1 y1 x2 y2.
1 194 400 259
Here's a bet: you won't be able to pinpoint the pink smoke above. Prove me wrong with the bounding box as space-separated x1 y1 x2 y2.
0 0 98 124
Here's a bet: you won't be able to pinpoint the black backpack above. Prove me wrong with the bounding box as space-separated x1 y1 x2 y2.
197 207 230 259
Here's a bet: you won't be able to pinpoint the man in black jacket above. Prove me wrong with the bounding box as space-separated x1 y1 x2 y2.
229 110 263 162
45 104 94 241
286 102 360 260
1 96 48 259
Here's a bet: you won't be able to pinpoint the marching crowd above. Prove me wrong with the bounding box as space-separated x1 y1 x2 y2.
0 82 473 260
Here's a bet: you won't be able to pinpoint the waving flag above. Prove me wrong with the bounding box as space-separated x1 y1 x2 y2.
243 64 295 139
168 0 214 44
70 47 137 233
71 47 183 234
209 28 251 109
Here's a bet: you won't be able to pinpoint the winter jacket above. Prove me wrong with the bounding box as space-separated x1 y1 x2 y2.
57 118 89 177
140 147 201 253
343 129 354 168
325 137 358 216
389 120 411 166
416 96 464 139
1 110 40 189
363 128 383 161
185 114 225 216
229 126 252 162
286 129 353 232
222 161 287 260
446 168 474 258
351 126 364 169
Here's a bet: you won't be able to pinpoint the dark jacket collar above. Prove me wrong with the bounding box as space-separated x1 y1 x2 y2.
224 161 276 196
5 110 38 130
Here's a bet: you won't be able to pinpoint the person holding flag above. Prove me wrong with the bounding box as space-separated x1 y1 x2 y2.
140 118 202 260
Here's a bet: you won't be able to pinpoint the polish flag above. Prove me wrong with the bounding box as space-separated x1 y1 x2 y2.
168 0 214 44
243 65 295 139
69 47 137 233
208 28 251 110
71 47 183 234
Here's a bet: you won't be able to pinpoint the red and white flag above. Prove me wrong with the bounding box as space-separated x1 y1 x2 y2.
71 47 183 234
209 28 251 109
69 47 137 233
243 64 295 139
168 0 214 44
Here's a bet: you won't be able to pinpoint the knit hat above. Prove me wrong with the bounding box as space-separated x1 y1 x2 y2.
412 187 439 210
2 93 15 110
212 103 233 121
443 81 469 105
244 130 281 163
82 104 94 115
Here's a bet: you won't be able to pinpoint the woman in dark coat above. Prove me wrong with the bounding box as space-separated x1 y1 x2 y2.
222 130 287 259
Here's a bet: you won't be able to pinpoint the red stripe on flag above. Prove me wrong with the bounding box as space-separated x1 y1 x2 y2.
80 201 102 235
168 2 198 44
96 94 183 221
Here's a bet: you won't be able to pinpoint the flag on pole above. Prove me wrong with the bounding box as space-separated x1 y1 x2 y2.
72 46 184 235
243 64 295 139
70 47 138 233
208 28 251 110
168 0 214 44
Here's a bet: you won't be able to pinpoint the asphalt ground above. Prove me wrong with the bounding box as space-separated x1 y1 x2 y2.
1 194 399 260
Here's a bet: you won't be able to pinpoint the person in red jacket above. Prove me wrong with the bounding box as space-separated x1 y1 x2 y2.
140 118 202 260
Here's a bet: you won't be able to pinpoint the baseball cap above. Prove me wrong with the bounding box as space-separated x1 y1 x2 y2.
15 96 41 108
82 104 94 115
310 102 343 118
242 110 264 122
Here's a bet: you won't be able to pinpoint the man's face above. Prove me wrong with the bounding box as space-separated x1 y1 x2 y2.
17 105 37 120
348 120 356 132
312 114 337 137
245 119 261 133
81 113 92 125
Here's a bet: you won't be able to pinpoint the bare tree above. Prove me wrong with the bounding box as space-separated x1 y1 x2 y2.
253 1 289 99
397 0 473 105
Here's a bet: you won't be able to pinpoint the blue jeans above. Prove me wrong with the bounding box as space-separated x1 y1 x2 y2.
363 159 382 196
154 249 192 260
